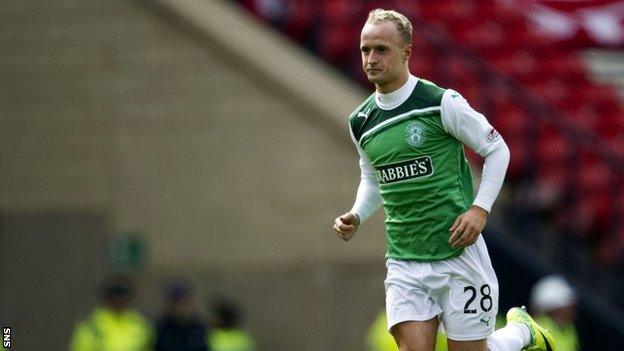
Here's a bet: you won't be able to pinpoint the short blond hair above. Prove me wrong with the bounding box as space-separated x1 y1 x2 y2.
366 9 413 45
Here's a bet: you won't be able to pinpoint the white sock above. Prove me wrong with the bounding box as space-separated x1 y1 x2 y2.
487 323 531 351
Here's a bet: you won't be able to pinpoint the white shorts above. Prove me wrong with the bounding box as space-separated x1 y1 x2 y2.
384 236 499 341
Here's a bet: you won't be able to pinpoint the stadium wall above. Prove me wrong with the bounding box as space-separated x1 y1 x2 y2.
0 0 389 350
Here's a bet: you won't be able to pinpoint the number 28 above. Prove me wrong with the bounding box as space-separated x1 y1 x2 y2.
463 284 492 314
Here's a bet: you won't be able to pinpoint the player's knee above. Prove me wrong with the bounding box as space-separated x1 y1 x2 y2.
393 330 431 351
391 319 438 351
396 340 429 351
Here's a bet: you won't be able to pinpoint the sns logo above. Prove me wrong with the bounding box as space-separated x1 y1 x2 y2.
405 121 426 149
3 327 10 348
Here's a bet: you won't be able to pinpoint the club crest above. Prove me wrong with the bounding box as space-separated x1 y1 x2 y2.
405 121 426 149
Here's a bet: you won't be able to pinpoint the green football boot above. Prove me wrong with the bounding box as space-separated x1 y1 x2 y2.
506 306 557 351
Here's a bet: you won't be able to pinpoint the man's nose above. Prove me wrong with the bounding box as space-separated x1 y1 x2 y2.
367 53 378 65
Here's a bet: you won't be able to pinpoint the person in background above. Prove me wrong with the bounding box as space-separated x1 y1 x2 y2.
530 275 579 351
69 275 152 351
155 278 209 351
208 298 255 351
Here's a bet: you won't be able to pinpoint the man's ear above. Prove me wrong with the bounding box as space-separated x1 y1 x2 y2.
403 44 412 62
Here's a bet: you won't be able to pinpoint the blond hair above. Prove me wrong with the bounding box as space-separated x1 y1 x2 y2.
366 9 413 45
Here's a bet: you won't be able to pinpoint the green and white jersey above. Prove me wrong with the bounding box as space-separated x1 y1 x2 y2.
348 75 508 261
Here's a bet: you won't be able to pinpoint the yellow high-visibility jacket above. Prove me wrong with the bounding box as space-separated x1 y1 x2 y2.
209 328 255 351
69 307 152 351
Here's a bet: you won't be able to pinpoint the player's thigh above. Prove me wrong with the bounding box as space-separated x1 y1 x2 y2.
385 259 443 330
447 338 487 351
391 318 439 351
438 238 499 341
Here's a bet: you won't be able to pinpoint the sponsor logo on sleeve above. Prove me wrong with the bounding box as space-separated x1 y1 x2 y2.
486 128 501 143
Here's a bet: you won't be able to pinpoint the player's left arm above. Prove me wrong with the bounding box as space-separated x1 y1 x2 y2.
440 89 511 248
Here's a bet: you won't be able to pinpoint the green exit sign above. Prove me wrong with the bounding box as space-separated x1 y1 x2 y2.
109 231 148 272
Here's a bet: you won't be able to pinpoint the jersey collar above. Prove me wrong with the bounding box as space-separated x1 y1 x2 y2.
375 74 418 110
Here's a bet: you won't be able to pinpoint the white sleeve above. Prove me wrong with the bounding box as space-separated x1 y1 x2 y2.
440 89 510 213
349 127 383 222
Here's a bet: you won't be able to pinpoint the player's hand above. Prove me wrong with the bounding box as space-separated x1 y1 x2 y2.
333 212 360 241
448 205 488 249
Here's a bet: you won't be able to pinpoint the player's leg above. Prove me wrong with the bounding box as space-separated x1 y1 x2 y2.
436 237 550 351
503 306 557 351
436 237 499 346
447 307 554 351
447 338 487 351
484 322 530 351
391 318 439 351
449 313 553 351
385 258 443 351
446 326 529 351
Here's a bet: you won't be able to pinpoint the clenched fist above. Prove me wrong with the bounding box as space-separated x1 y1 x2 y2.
333 212 360 241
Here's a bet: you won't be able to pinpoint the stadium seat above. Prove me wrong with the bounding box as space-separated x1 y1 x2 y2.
492 103 530 139
282 0 318 43
487 49 539 83
451 20 506 54
320 0 359 23
537 133 570 169
409 55 435 81
505 138 530 179
317 24 359 68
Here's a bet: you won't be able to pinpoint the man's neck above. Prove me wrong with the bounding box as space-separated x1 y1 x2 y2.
375 73 417 110
376 71 409 94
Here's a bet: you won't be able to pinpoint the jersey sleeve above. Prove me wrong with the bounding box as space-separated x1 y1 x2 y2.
440 89 510 213
440 89 503 156
349 125 383 222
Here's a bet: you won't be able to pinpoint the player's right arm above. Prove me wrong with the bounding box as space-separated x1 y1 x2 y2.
333 126 383 241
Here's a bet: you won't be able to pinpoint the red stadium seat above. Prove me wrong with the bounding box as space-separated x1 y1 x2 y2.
282 0 318 42
320 0 360 23
537 51 588 85
418 0 476 23
493 103 530 139
317 24 359 67
596 109 624 138
409 55 435 80
537 132 570 169
488 49 539 83
505 138 530 180
451 20 507 54
525 79 568 107
567 105 600 132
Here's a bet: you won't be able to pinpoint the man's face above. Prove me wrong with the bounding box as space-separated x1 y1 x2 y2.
360 22 410 88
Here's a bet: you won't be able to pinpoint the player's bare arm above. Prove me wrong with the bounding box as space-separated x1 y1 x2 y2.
448 205 488 249
333 212 360 241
